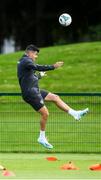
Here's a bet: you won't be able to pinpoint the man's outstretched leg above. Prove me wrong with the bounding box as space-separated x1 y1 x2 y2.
37 106 53 149
45 93 89 120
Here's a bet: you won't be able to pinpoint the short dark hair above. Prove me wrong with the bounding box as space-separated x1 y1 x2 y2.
26 44 39 53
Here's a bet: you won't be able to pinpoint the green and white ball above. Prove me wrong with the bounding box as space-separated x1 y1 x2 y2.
59 13 72 27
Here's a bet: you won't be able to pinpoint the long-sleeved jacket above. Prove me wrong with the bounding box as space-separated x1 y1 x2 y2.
17 54 55 96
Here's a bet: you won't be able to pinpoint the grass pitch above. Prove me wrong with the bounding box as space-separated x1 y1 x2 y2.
0 42 101 179
0 41 101 93
0 95 101 153
0 153 101 179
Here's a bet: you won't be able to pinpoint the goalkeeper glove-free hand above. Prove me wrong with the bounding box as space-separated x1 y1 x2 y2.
39 71 47 77
38 72 47 79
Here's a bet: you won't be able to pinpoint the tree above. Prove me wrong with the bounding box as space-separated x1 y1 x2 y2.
0 0 101 51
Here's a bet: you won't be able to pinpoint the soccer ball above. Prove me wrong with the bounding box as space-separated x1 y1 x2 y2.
59 13 72 27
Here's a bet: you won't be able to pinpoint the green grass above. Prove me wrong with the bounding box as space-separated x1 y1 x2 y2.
0 42 101 179
0 95 101 153
0 153 101 179
0 41 101 92
0 42 101 152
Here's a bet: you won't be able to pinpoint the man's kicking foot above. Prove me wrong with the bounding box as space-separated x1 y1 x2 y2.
69 108 89 120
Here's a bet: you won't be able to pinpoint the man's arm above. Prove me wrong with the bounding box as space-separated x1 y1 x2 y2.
26 59 64 71
36 61 64 71
35 64 55 71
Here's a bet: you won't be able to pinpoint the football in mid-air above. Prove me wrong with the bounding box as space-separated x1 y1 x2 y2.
59 13 72 27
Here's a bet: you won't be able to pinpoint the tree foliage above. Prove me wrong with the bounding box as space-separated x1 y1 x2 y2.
0 0 101 50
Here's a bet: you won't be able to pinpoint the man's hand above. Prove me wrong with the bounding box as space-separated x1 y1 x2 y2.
39 71 47 77
53 61 64 68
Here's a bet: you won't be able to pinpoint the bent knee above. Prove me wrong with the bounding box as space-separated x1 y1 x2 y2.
42 111 49 119
40 108 49 118
38 106 49 117
51 94 60 102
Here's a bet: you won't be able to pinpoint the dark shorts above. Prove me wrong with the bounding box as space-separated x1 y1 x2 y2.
22 89 49 111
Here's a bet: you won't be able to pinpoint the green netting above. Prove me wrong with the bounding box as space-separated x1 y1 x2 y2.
0 93 101 153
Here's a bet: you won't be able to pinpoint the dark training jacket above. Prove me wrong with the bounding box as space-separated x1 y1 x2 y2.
17 55 55 97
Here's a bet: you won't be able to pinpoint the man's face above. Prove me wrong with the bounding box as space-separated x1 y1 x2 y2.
28 51 39 61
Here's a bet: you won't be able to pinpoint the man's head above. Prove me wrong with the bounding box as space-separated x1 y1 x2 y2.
25 44 40 61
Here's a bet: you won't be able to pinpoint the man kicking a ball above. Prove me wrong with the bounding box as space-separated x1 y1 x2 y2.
17 44 89 149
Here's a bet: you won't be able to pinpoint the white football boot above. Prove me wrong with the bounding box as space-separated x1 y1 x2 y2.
73 108 89 120
38 137 53 149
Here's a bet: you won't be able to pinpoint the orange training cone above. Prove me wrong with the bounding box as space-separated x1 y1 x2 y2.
2 170 15 177
46 156 58 161
89 164 101 171
61 161 79 170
